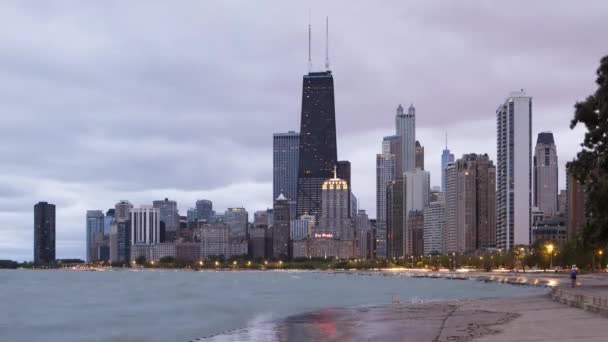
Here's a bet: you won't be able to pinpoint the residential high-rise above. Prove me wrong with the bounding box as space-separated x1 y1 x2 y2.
34 202 56 264
386 179 405 259
534 132 558 217
396 104 416 173
441 136 455 192
196 200 213 222
225 208 248 240
567 173 586 241
375 152 396 259
423 193 445 254
496 90 532 250
153 198 179 241
272 194 291 259
86 210 104 262
319 170 353 240
451 154 496 252
443 163 457 253
415 140 424 170
296 71 338 219
130 205 160 245
273 131 300 217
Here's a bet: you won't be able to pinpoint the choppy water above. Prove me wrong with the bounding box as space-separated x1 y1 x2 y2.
0 269 545 342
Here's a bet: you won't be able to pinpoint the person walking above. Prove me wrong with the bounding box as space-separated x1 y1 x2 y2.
570 265 578 288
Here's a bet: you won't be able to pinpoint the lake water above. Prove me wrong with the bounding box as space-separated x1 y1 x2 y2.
0 269 546 341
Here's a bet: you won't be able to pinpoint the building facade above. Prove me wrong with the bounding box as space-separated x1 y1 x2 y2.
130 205 160 246
415 140 424 170
408 210 424 257
496 90 532 249
225 208 248 241
441 140 455 192
453 154 496 252
196 200 213 222
34 201 56 264
273 131 300 217
396 104 416 173
153 198 179 242
423 193 445 254
296 71 338 219
386 179 405 259
375 152 396 259
86 210 105 262
534 132 558 217
567 173 586 241
272 194 291 259
319 171 353 240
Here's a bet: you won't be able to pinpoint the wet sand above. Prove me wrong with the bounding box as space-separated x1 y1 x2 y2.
199 294 608 341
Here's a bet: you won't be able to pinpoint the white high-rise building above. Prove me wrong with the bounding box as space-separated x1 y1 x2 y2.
405 168 430 215
130 205 160 245
496 90 532 250
424 193 445 254
396 104 416 173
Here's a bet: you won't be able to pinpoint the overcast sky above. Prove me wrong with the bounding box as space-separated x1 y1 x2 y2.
1 1 607 261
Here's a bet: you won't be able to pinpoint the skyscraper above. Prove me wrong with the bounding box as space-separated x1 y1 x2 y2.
415 140 424 170
296 71 338 219
336 160 353 218
375 152 396 259
451 154 496 252
130 205 160 245
405 168 430 215
443 163 457 253
441 135 455 192
114 200 133 222
153 198 179 241
86 210 104 262
396 104 416 173
319 170 353 240
383 135 403 177
355 210 373 259
534 132 558 217
225 208 248 240
34 202 55 264
496 90 532 250
196 200 213 222
386 178 405 259
273 131 300 217
272 194 291 259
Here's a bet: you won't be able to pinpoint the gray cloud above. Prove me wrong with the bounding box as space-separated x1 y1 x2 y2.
0 1 606 260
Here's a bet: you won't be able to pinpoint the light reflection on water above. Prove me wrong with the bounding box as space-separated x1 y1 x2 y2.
0 269 546 342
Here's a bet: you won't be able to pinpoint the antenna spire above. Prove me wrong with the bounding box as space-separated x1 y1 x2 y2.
308 11 312 72
445 132 448 149
325 16 330 70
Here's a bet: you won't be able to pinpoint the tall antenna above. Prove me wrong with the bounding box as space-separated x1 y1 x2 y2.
325 16 330 70
308 10 312 72
445 132 448 149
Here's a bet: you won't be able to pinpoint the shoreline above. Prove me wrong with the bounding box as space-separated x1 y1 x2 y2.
200 294 608 341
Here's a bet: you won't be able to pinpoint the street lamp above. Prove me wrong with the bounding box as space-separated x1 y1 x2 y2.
545 243 555 270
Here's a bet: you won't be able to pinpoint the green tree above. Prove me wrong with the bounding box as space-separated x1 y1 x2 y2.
568 56 608 244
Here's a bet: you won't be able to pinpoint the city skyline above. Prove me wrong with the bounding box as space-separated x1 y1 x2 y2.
1 2 606 261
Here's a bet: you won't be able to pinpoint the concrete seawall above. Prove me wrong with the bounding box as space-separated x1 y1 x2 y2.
552 286 608 317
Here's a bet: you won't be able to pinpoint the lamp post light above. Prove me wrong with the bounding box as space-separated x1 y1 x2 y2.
546 243 555 271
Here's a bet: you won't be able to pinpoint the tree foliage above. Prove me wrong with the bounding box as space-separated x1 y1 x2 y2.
567 55 608 245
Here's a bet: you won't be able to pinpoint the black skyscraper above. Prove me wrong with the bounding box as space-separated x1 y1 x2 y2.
296 71 338 218
34 201 56 264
